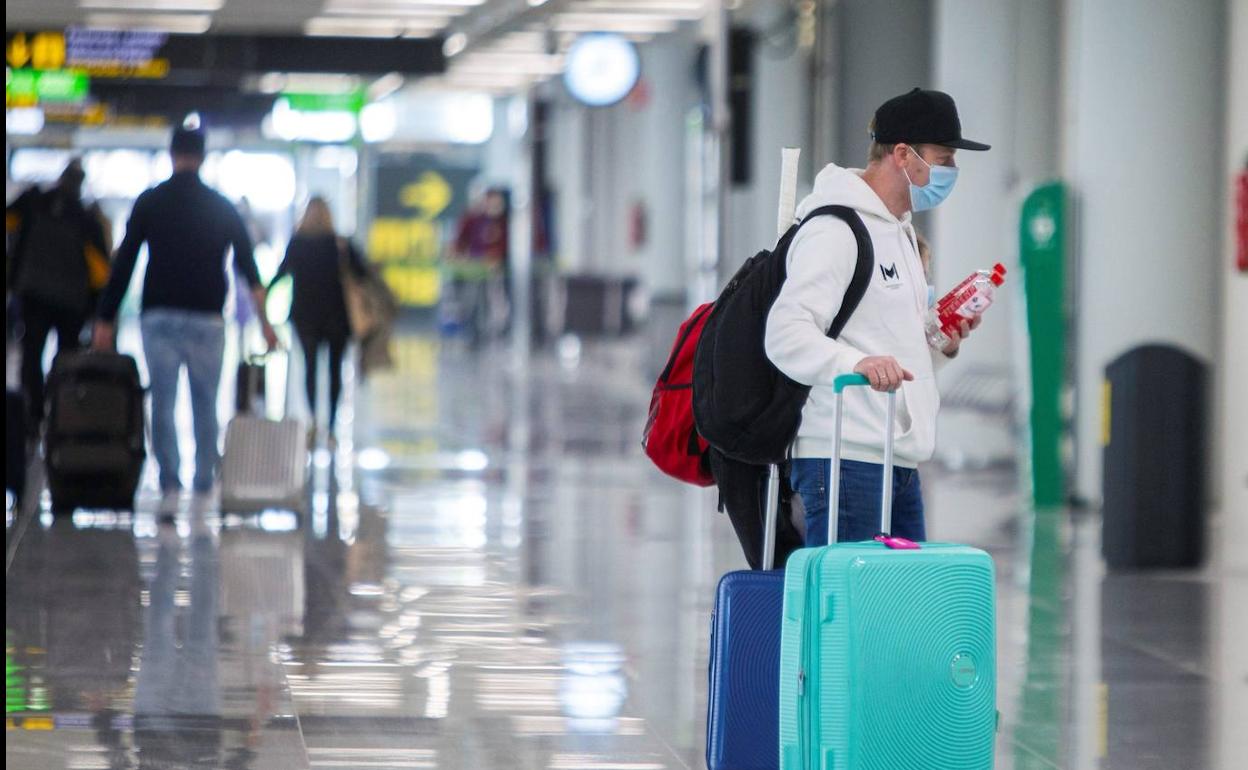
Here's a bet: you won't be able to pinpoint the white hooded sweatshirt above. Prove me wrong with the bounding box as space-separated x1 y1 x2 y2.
765 163 946 467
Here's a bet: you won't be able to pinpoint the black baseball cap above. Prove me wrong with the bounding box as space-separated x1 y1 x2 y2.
870 88 990 151
170 126 206 157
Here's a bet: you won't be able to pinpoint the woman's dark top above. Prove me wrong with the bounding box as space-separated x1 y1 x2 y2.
272 232 366 336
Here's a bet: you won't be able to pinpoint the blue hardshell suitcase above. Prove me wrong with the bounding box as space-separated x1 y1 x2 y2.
706 465 785 770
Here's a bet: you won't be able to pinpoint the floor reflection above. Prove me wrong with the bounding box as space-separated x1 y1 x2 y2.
6 329 1242 769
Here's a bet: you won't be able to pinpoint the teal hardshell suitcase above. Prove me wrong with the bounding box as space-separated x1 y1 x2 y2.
778 374 997 770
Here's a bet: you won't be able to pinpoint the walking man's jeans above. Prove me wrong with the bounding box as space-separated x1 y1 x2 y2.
141 310 225 494
790 458 927 546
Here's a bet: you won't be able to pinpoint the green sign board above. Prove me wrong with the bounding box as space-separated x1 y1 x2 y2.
5 68 89 104
1019 182 1069 509
282 89 366 114
37 69 88 101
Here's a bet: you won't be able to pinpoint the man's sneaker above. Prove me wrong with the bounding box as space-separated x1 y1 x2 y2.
158 489 181 516
157 521 181 547
190 490 216 516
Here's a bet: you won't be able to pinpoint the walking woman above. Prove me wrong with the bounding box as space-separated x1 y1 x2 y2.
271 197 365 447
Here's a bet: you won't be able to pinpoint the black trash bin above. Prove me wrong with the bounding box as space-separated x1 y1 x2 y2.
1102 344 1207 569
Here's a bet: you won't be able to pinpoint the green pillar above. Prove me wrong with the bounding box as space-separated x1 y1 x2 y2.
1020 183 1069 509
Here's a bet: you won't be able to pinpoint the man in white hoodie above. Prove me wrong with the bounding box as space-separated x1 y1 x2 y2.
765 88 990 545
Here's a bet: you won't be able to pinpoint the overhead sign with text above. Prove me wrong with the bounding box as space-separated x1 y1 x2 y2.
6 29 445 82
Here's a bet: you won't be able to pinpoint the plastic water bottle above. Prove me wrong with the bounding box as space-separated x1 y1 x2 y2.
925 263 1006 351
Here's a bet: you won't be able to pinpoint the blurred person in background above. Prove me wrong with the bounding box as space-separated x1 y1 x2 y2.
453 187 509 267
93 127 278 516
269 196 366 449
447 187 509 346
5 158 112 435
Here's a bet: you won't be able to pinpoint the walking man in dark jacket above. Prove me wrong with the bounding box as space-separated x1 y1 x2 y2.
93 127 277 514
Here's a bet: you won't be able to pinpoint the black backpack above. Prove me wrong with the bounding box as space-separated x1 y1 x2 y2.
692 204 874 466
694 205 873 569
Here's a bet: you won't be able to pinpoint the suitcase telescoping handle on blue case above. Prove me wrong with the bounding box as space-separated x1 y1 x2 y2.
828 374 913 548
761 463 782 570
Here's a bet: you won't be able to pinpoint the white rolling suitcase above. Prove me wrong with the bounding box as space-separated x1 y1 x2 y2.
220 352 307 515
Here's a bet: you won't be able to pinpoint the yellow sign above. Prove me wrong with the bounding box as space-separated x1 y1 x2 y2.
12 716 55 731
8 32 66 70
369 218 439 263
368 216 445 307
8 30 169 79
400 171 452 220
79 59 170 79
41 102 109 126
31 32 66 70
7 34 31 68
382 265 441 307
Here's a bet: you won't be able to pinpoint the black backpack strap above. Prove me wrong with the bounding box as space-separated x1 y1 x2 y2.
795 204 875 340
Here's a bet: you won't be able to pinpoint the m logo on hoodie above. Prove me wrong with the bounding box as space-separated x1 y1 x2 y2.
879 262 901 283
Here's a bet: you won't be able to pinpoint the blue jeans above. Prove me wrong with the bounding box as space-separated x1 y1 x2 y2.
790 458 926 546
141 310 225 493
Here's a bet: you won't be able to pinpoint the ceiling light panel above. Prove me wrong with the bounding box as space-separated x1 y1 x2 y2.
325 0 484 11
552 13 679 34
323 2 465 21
84 12 213 33
79 0 224 10
571 0 706 16
305 16 404 37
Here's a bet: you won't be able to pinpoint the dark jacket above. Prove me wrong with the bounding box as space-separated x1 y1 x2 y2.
271 233 366 335
97 171 262 322
6 186 110 315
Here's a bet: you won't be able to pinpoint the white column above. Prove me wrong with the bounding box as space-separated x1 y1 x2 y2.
931 0 1031 368
725 1 812 276
1063 0 1224 504
509 93 534 367
1217 0 1248 570
1216 10 1247 760
835 0 933 167
930 0 1060 467
637 30 698 299
549 100 589 273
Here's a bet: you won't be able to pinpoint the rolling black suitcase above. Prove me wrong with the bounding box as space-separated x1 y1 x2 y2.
44 350 146 513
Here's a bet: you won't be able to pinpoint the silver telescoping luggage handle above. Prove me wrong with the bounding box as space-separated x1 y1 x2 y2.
827 373 917 549
239 326 294 420
761 463 782 570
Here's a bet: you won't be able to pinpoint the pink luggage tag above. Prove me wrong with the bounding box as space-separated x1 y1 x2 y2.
875 534 920 550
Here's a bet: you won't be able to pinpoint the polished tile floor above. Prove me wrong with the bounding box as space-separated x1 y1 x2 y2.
6 330 1245 769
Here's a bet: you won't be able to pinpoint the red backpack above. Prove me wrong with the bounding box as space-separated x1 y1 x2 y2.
642 303 715 486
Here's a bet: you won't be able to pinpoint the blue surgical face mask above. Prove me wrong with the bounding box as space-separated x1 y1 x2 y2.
904 146 959 212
